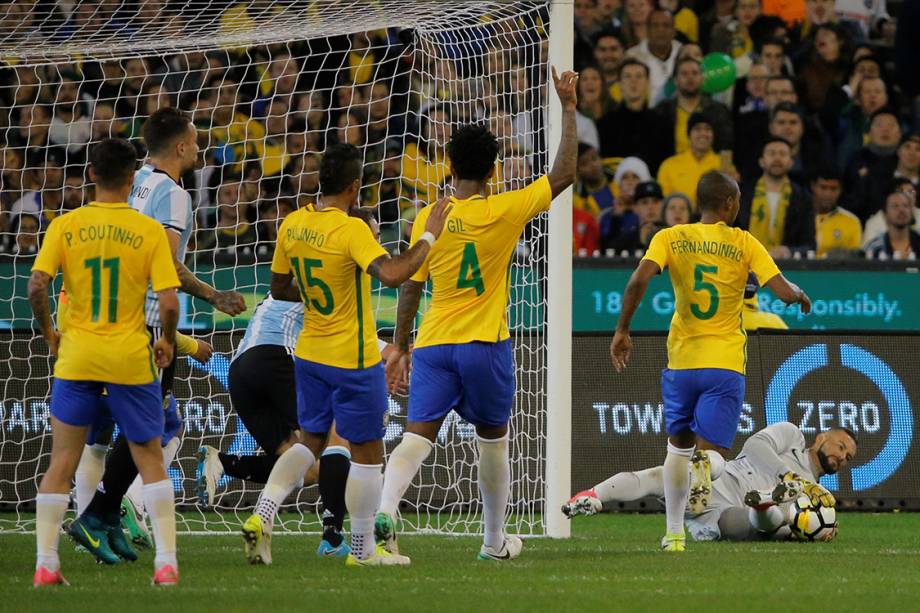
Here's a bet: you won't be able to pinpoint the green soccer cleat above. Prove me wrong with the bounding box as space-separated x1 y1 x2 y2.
241 514 272 565
121 496 152 549
105 518 138 562
660 532 687 552
68 514 121 565
374 512 399 554
688 450 713 515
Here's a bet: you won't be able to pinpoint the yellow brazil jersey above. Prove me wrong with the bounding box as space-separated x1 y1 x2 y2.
816 207 861 257
657 150 722 209
271 206 388 369
32 202 180 384
411 176 553 348
642 222 781 374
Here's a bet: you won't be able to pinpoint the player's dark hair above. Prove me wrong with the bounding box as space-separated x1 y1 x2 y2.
447 123 499 182
761 136 792 153
696 170 737 214
673 56 701 78
319 143 362 196
830 427 858 447
89 138 138 189
770 101 803 123
142 107 192 156
812 166 842 184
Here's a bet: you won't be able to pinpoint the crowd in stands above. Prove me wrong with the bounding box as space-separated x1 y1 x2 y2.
0 0 919 263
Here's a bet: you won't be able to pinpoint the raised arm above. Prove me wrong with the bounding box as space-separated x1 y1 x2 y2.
547 66 579 199
764 273 811 313
610 259 661 372
165 229 246 316
366 197 453 288
28 270 59 356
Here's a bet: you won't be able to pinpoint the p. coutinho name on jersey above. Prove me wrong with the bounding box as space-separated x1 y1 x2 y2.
669 239 743 262
63 224 145 250
286 226 325 247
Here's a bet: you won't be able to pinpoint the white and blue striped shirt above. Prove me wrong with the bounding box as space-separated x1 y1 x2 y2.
129 163 194 327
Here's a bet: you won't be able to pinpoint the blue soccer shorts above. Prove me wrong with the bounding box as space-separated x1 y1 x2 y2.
87 392 181 448
294 358 387 444
51 378 164 444
408 340 515 428
661 367 745 449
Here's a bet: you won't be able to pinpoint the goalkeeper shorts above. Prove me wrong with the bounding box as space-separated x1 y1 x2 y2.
661 367 745 449
408 340 515 428
52 378 164 444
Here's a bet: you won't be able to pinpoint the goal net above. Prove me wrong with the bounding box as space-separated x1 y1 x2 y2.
0 0 555 536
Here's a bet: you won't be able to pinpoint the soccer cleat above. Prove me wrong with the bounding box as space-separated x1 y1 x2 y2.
241 514 272 565
33 566 69 587
317 532 351 558
196 445 223 507
121 496 152 549
374 511 399 554
67 514 121 565
687 450 713 514
477 535 523 561
152 564 179 586
105 520 138 562
660 532 686 552
561 489 602 518
744 479 804 511
345 543 411 567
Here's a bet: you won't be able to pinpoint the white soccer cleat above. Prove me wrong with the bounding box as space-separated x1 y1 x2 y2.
562 489 602 518
345 543 411 567
744 479 804 510
477 535 523 561
688 450 713 514
196 445 223 507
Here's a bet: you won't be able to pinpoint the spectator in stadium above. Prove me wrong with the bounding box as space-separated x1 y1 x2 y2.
61 170 89 212
893 133 920 191
286 152 320 209
761 0 803 31
625 8 681 105
811 167 862 258
204 77 266 168
47 70 93 160
401 105 451 204
614 155 651 211
258 96 293 178
845 108 903 221
0 148 24 221
658 0 700 43
114 57 151 119
710 0 761 61
574 0 601 69
11 103 53 163
254 197 295 258
593 31 626 101
90 103 125 142
621 0 653 48
596 58 669 172
862 178 920 248
792 0 840 43
676 42 704 62
199 176 257 256
739 137 815 257
656 57 733 161
758 38 791 77
657 112 722 209
576 65 613 123
733 61 768 120
595 0 623 32
574 205 601 255
698 0 735 51
765 102 830 186
836 76 889 171
794 23 850 129
2 212 40 256
865 189 920 259
573 143 616 215
662 192 693 227
9 152 65 231
253 51 300 117
611 179 664 252
842 55 883 100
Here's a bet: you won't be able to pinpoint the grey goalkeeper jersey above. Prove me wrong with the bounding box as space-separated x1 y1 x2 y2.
712 422 819 505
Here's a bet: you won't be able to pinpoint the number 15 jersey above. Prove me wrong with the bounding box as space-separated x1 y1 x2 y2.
642 222 781 374
410 176 552 349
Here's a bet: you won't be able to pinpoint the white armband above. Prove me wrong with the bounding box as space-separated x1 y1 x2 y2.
419 231 436 247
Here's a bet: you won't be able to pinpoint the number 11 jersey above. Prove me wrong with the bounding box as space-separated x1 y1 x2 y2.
410 176 552 349
642 222 781 374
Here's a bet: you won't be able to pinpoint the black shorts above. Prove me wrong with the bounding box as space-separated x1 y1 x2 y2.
229 344 298 455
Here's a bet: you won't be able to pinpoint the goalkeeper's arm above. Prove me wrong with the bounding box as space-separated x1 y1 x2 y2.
741 421 805 479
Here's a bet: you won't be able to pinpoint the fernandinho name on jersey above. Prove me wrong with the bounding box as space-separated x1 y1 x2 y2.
668 238 744 262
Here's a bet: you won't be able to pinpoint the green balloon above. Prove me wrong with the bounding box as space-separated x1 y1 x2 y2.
701 52 737 94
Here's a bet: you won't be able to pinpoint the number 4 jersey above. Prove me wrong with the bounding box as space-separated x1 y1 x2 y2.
410 175 552 349
31 201 180 384
271 206 387 370
642 222 781 374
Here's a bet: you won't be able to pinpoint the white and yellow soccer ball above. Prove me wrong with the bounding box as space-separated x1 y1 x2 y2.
788 494 837 542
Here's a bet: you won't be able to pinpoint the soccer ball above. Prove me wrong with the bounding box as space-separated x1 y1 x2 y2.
788 495 837 541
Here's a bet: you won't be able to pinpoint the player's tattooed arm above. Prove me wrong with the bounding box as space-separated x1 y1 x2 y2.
27 271 60 356
393 280 424 352
548 66 579 198
270 271 302 303
164 228 246 315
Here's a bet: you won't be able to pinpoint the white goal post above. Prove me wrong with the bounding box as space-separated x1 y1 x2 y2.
0 0 573 537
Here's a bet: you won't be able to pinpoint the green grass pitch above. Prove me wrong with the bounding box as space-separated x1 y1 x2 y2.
3 513 920 612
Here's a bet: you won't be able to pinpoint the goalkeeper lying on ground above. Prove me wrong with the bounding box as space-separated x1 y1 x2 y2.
564 422 857 541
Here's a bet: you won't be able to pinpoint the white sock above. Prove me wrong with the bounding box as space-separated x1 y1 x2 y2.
663 442 694 536
35 492 69 572
705 450 726 481
477 434 510 550
594 467 663 503
345 462 383 560
379 432 432 518
74 444 107 515
142 479 177 570
255 443 315 533
749 505 786 533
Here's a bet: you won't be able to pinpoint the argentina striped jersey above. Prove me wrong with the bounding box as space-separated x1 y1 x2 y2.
232 294 304 360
